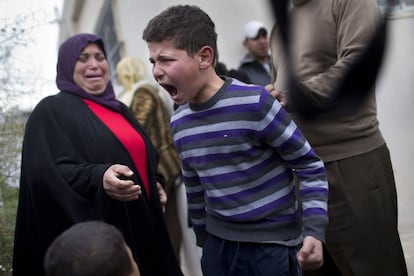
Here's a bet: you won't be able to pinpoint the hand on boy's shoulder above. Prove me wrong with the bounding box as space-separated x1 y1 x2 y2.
264 83 287 106
297 236 324 271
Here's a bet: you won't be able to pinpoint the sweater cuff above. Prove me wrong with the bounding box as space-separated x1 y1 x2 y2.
303 215 329 243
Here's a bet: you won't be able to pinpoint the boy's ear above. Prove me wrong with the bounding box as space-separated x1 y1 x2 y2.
198 46 214 70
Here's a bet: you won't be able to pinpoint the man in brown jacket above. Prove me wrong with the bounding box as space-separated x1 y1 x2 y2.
267 0 408 275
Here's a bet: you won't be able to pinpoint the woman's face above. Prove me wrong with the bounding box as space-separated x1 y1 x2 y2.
73 43 110 95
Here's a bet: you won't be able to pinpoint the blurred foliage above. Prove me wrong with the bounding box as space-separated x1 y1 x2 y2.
0 108 27 275
0 175 19 275
0 11 28 276
1 13 32 109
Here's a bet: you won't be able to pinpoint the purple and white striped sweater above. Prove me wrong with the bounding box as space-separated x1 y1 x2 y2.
171 77 328 246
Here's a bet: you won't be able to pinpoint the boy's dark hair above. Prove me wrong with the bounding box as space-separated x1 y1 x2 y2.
143 5 218 62
44 221 134 276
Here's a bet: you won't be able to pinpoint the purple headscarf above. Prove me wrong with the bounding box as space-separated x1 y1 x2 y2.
56 33 120 111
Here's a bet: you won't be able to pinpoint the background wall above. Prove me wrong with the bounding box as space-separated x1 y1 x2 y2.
376 15 414 272
114 0 274 72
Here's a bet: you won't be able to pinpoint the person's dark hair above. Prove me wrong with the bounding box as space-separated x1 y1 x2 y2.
254 28 268 39
142 5 218 62
44 221 133 276
215 62 230 76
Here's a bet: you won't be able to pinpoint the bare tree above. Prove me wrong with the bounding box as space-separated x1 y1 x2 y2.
0 7 60 272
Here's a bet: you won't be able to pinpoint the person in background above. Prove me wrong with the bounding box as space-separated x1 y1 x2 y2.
116 55 181 214
12 33 183 276
44 221 141 276
215 61 250 83
116 56 203 276
238 20 272 86
267 0 408 275
143 5 329 276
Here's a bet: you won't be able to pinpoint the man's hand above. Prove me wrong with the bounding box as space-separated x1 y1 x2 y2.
297 236 324 271
103 164 141 201
264 83 288 106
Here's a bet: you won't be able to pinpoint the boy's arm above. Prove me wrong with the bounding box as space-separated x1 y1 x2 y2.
296 153 329 243
260 90 329 242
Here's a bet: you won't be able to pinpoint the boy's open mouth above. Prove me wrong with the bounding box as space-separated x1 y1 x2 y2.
160 83 178 97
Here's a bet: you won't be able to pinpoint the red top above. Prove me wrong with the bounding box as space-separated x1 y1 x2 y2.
84 99 150 197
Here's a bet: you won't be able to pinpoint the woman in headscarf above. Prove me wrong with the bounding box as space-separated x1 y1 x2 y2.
12 33 183 276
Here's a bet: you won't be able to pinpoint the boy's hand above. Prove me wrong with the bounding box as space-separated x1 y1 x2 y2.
297 236 324 271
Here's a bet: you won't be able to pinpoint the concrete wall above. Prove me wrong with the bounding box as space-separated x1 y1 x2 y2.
59 0 105 38
114 0 274 72
60 0 274 72
377 14 414 233
375 14 414 272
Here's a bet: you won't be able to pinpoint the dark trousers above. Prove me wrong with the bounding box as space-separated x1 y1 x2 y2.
201 234 302 276
305 144 408 276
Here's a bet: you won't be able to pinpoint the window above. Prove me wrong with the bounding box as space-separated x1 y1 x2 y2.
95 0 121 82
378 0 414 12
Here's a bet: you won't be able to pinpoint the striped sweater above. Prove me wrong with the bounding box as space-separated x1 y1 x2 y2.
171 77 328 247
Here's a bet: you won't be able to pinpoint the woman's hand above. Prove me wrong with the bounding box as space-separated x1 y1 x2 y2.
103 164 141 201
157 182 167 212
